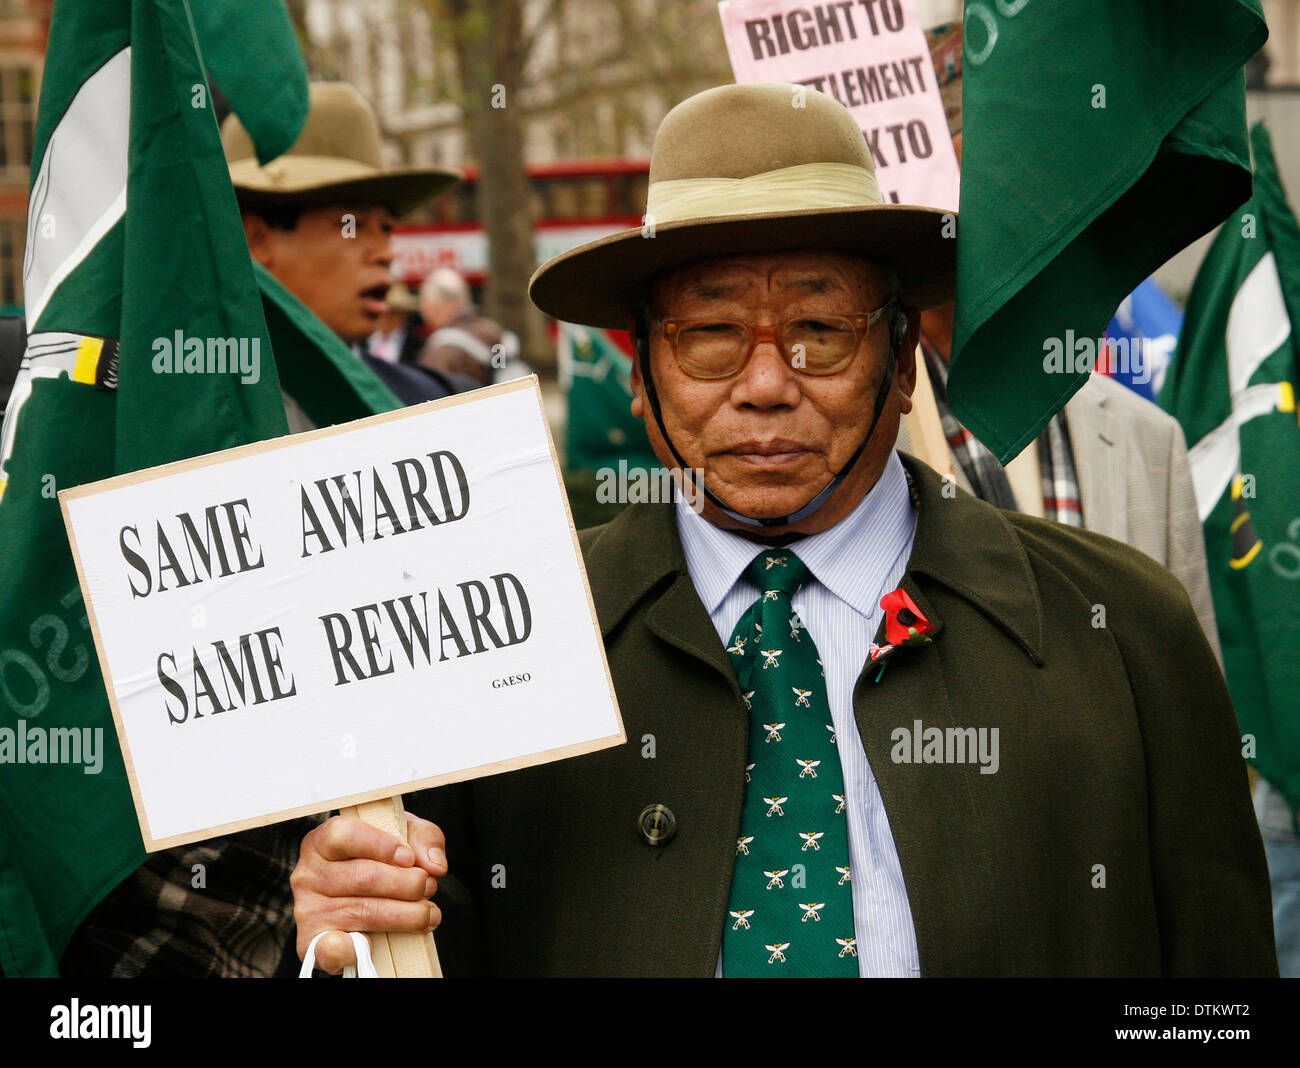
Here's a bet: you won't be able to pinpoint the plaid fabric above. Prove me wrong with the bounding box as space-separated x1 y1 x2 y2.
919 339 1019 510
1038 413 1084 526
58 816 322 977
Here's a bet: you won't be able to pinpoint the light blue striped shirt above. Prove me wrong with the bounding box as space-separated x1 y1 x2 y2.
676 451 921 977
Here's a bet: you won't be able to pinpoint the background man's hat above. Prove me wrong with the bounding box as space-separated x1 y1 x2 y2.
384 282 420 314
222 82 460 216
530 83 956 329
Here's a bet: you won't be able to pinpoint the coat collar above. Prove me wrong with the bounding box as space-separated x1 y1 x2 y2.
582 453 1046 666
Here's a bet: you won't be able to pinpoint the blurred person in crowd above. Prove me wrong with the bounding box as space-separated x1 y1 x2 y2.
367 280 424 365
418 267 531 386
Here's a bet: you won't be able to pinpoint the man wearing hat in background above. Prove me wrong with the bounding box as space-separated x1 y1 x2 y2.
293 83 1275 977
222 82 471 421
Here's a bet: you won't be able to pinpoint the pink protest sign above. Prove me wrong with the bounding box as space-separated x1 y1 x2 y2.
718 0 959 211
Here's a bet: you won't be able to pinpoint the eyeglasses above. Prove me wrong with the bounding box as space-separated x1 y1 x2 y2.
654 299 898 380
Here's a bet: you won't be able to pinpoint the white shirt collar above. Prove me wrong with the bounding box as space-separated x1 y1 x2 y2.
675 450 916 622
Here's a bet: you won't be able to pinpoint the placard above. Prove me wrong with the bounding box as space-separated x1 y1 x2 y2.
718 0 960 210
60 378 624 850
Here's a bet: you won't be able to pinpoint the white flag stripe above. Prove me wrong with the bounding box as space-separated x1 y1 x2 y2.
1188 382 1287 520
1184 248 1293 521
1225 251 1291 396
23 47 131 329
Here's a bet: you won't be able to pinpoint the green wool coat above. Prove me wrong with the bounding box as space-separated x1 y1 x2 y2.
421 454 1277 977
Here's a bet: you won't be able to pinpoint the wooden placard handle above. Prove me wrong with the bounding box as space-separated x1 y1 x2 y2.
901 342 956 481
337 794 442 978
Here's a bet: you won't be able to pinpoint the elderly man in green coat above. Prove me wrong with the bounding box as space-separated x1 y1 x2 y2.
290 84 1277 977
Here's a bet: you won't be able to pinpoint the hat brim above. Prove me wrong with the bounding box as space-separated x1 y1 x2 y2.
385 285 421 314
530 204 955 328
232 162 461 218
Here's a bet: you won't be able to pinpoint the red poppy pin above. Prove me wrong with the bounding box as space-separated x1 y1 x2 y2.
868 588 935 680
881 588 935 647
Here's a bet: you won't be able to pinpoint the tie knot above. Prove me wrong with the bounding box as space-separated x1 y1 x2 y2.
746 549 810 597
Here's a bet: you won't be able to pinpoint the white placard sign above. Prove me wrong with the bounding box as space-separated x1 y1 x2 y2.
60 378 624 850
718 0 960 211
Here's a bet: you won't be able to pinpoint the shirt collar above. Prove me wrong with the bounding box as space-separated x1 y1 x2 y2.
675 450 916 621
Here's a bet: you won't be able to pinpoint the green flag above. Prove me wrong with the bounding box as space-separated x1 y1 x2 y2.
558 323 660 529
1160 122 1300 821
0 0 307 977
949 0 1267 462
190 1 307 165
559 322 657 473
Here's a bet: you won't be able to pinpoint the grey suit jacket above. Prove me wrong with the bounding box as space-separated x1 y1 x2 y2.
1064 374 1221 662
897 374 1221 661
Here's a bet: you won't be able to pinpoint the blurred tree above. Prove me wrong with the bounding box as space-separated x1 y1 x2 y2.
431 0 542 362
523 0 731 158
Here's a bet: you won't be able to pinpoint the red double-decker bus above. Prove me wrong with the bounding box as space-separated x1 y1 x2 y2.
392 158 649 288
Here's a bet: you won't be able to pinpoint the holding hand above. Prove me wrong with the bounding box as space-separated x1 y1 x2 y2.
292 812 448 973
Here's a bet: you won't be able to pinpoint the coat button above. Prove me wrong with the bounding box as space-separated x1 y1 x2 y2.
638 804 676 846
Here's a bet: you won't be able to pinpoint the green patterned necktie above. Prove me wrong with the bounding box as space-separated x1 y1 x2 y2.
722 549 857 976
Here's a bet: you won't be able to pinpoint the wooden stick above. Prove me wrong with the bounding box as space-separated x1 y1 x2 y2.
337 795 442 978
901 342 955 480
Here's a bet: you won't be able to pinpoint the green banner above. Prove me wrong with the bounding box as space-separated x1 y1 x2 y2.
951 0 1266 462
1160 123 1300 821
0 0 307 977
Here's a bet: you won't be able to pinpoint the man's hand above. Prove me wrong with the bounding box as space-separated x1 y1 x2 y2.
292 812 448 973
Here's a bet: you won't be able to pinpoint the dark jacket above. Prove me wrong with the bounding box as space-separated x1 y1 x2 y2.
424 454 1277 977
360 351 477 406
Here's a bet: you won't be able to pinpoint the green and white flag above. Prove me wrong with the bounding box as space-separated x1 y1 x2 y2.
949 0 1267 461
1160 122 1300 820
0 0 307 977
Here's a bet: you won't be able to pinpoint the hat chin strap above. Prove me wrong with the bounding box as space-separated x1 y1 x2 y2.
639 343 897 530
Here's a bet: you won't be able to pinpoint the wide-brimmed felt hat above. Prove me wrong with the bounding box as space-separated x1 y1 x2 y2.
222 82 460 217
529 83 955 329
